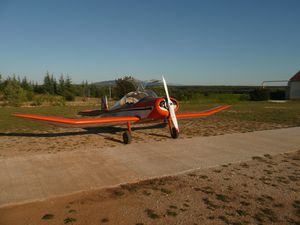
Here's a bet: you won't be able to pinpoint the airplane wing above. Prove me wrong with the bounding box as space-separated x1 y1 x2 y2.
176 105 231 119
14 114 140 125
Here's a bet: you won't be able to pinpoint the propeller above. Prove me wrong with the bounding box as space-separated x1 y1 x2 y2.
162 76 179 132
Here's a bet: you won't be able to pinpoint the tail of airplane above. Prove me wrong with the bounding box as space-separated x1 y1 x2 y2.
101 96 109 111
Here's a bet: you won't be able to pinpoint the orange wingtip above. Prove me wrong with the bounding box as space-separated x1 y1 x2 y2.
176 105 231 119
14 114 140 125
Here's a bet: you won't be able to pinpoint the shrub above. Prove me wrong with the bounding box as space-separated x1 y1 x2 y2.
270 89 286 100
63 91 75 101
249 88 269 101
3 80 26 106
239 94 250 101
31 95 45 106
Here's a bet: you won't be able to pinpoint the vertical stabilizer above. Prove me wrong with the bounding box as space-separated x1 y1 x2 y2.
101 96 109 111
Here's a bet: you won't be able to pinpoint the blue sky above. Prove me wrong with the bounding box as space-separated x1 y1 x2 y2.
0 0 299 85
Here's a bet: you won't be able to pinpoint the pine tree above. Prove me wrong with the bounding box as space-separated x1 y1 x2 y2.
0 73 3 91
58 74 65 95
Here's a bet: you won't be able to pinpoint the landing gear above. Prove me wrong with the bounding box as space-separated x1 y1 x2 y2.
123 121 132 144
168 119 179 139
122 130 132 144
170 127 179 139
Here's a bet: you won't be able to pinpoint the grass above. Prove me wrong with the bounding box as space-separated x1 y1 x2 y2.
160 188 172 194
64 217 77 224
236 209 248 216
145 209 160 219
202 197 219 210
41 214 54 220
101 217 109 223
0 104 97 132
166 209 177 217
113 190 125 197
216 194 229 202
180 100 300 126
1 100 300 133
218 215 230 224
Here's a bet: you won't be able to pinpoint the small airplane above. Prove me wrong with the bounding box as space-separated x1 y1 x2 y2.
14 77 231 144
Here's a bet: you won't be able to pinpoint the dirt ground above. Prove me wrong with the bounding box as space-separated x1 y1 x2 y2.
0 116 287 158
1 150 299 225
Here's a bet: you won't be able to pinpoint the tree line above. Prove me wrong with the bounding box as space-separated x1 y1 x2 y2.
0 73 287 107
0 72 109 106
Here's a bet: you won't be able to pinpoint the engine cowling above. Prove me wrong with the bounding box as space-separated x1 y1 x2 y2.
149 97 179 119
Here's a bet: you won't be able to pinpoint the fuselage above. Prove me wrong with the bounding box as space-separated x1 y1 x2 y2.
101 96 179 122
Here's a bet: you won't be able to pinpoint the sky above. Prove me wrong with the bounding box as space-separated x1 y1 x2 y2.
0 0 299 85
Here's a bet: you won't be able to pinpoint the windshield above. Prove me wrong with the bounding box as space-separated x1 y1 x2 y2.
111 90 158 110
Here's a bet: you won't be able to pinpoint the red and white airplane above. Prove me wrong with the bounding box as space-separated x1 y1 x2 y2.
14 77 230 144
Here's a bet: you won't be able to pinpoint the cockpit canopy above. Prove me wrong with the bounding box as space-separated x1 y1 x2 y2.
111 90 158 110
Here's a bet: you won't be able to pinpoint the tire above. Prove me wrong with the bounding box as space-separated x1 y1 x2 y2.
171 127 179 139
123 131 132 144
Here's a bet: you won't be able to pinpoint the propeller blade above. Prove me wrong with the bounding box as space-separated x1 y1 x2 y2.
162 76 179 131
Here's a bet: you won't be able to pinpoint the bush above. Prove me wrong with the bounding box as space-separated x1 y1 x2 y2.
31 95 44 106
249 88 269 101
31 94 65 106
3 81 26 106
239 94 250 101
270 89 286 100
63 91 75 101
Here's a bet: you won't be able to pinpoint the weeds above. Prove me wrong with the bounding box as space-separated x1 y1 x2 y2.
166 209 177 217
41 214 54 220
101 217 109 223
64 217 76 224
216 194 229 202
145 209 159 219
160 188 172 194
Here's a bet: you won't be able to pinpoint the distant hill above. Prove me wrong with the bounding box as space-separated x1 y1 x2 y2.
93 79 180 87
93 80 116 86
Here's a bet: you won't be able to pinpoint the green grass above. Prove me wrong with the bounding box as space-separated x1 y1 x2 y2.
0 104 98 132
180 100 300 126
0 100 299 133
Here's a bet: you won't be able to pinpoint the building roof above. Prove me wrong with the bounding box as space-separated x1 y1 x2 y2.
290 71 300 81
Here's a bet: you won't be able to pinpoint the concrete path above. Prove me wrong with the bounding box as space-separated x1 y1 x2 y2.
1 127 300 207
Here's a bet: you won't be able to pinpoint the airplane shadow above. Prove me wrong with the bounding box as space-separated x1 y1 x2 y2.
0 123 168 139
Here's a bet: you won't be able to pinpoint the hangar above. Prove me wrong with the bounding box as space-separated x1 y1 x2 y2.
287 71 300 100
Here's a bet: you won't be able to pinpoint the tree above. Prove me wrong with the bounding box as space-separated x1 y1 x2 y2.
0 73 3 91
43 72 57 95
21 76 33 92
3 80 26 106
249 88 269 101
57 74 65 95
115 76 136 98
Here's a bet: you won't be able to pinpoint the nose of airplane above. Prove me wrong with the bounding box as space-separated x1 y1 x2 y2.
152 98 179 118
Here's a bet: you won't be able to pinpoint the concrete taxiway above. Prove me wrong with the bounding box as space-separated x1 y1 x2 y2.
1 127 299 207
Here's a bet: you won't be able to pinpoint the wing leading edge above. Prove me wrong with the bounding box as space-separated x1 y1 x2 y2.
14 114 140 125
176 105 231 119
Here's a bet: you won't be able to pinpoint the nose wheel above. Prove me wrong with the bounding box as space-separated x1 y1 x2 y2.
170 127 179 139
168 119 179 139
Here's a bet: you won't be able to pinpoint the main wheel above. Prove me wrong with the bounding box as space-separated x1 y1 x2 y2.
123 131 132 144
170 127 179 139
